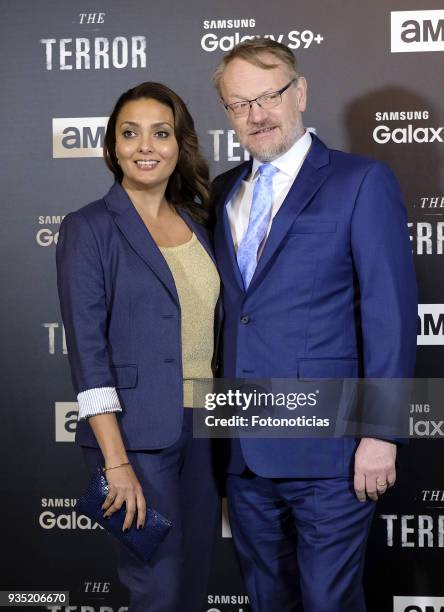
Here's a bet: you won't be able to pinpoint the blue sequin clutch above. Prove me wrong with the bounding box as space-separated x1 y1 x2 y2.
76 468 172 563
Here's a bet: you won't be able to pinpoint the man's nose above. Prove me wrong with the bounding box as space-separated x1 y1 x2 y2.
247 100 268 123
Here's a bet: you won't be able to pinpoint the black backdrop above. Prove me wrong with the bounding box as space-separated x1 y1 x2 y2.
1 2 444 611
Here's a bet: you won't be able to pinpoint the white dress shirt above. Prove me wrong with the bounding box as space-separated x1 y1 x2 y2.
226 130 312 251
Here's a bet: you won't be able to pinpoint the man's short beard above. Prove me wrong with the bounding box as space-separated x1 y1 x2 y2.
249 141 290 162
243 122 301 162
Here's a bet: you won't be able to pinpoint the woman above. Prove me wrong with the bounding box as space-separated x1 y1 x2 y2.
56 82 220 612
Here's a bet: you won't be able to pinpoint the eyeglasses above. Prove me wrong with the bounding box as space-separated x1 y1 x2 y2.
223 78 298 117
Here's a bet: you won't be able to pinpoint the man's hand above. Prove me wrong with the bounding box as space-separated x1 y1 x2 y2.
353 437 396 502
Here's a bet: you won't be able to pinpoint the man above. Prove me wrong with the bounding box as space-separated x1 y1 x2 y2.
211 39 417 612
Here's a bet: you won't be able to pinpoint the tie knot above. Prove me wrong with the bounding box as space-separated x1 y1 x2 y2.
258 163 278 179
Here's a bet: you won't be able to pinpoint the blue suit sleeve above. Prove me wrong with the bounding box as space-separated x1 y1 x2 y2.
351 162 418 379
350 163 417 442
56 211 119 398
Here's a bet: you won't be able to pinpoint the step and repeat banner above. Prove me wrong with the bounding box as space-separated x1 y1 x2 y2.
1 1 444 611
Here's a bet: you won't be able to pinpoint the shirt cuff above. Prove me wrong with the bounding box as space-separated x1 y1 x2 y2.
77 387 122 421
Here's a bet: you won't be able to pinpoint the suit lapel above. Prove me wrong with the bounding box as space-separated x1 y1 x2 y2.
105 183 179 305
248 136 331 292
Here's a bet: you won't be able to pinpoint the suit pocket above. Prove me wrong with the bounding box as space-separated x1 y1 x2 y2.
288 221 337 234
298 358 358 379
111 364 138 388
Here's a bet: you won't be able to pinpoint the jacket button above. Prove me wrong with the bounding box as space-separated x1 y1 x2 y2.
240 315 250 325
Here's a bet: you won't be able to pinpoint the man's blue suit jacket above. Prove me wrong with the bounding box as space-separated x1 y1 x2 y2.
212 135 418 478
57 182 217 451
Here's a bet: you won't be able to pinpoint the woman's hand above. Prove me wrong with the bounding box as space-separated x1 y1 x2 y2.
102 464 147 531
87 412 147 531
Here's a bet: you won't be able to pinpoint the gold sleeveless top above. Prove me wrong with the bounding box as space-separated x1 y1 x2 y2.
159 233 220 407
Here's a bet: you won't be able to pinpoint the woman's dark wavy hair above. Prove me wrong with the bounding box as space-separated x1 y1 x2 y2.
104 82 210 225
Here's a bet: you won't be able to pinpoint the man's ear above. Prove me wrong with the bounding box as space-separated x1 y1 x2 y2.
295 76 307 112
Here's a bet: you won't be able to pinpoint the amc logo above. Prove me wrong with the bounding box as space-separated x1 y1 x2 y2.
52 117 108 158
417 305 444 346
391 10 444 53
394 596 444 611
55 402 78 442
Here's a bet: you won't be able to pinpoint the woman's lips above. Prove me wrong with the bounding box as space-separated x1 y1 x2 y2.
134 160 160 170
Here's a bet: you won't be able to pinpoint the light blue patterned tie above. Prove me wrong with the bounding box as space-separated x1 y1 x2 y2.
237 163 278 289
